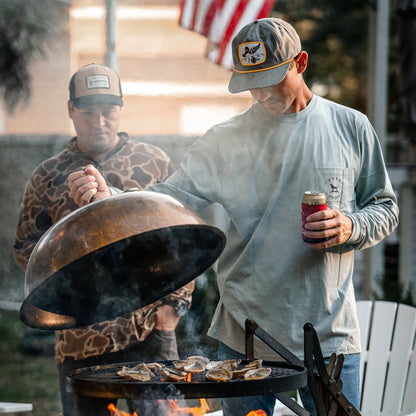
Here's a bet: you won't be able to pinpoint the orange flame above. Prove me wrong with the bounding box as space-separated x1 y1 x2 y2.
108 399 210 416
108 403 138 416
168 398 210 415
246 411 267 416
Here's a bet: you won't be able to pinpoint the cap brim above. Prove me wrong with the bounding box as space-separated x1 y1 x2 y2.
73 94 124 108
228 62 291 94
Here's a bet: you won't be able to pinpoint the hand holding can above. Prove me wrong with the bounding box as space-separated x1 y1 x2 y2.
301 191 329 244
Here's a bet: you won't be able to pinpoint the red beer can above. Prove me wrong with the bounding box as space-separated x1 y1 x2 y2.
301 191 329 243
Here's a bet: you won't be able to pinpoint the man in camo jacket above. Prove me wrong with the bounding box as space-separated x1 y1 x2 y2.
14 64 194 416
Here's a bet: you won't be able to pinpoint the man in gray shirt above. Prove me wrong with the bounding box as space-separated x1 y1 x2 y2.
68 18 398 416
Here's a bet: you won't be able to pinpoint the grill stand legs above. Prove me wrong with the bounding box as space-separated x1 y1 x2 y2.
244 319 362 416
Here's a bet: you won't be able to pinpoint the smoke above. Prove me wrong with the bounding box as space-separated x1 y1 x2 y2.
176 270 220 359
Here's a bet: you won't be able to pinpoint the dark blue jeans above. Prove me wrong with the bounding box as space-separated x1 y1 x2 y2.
218 341 360 416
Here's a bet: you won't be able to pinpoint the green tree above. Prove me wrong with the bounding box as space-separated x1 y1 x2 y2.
272 0 401 120
0 0 65 113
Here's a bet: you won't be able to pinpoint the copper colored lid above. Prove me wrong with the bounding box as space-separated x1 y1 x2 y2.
20 191 226 330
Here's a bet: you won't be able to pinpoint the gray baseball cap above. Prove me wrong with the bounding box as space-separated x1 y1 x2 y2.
228 18 301 94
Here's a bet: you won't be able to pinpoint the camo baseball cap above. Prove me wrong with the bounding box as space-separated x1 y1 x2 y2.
228 18 301 93
69 63 123 108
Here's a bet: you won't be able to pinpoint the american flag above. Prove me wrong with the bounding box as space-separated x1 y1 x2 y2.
179 0 277 70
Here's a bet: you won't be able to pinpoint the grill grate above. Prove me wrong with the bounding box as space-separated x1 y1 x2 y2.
66 360 307 400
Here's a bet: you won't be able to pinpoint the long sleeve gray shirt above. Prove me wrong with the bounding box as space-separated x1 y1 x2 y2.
152 94 399 359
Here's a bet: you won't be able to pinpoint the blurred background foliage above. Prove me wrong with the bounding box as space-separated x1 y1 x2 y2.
0 0 65 113
272 0 401 134
0 0 403 128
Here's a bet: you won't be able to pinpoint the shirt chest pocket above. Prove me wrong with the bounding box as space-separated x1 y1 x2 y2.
315 168 355 212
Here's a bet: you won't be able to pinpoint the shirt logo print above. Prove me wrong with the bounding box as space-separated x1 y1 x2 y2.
324 177 342 201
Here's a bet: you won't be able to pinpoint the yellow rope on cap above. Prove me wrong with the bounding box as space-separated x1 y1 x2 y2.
232 57 293 74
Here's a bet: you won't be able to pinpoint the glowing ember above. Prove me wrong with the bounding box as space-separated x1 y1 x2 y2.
108 403 137 416
246 411 267 416
168 398 210 415
108 399 210 416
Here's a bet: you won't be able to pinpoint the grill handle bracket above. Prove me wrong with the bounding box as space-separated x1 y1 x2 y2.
244 318 304 367
273 392 311 416
244 319 363 416
303 322 362 416
245 319 310 416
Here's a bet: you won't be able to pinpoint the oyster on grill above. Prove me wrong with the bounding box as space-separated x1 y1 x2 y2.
146 362 165 373
205 368 233 382
232 359 264 378
244 367 271 381
244 359 263 369
187 355 210 365
183 360 206 373
231 367 250 379
206 359 241 371
117 363 155 381
172 360 188 370
161 366 188 382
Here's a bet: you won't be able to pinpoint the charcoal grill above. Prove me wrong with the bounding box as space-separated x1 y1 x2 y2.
66 318 307 408
66 360 305 400
66 320 362 416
